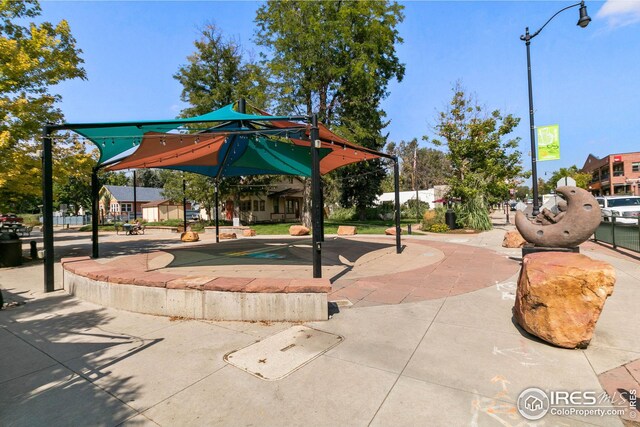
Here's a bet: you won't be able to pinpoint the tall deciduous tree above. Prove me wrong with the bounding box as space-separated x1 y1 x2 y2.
255 0 405 221
429 84 524 230
546 165 591 190
0 1 86 209
174 24 270 116
173 25 274 218
386 139 451 191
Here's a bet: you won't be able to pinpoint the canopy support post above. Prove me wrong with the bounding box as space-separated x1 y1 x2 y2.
133 170 137 221
393 156 402 254
319 179 324 242
42 125 55 292
311 114 322 278
91 167 100 259
214 179 220 243
182 177 187 232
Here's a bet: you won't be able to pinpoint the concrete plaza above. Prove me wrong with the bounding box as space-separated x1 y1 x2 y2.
1 216 639 426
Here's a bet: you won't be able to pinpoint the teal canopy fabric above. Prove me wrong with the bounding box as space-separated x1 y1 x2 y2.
71 104 298 164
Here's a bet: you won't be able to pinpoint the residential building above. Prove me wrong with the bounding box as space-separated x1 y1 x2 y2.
376 186 449 208
582 152 640 196
99 185 164 221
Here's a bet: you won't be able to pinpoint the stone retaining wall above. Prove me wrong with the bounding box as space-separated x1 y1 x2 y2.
61 257 329 322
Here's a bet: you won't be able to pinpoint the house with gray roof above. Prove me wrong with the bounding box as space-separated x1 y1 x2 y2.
99 185 165 220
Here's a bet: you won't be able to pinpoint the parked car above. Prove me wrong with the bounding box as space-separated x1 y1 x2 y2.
0 213 23 224
600 196 640 224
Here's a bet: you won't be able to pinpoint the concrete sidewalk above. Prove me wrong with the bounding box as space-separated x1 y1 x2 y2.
1 225 639 426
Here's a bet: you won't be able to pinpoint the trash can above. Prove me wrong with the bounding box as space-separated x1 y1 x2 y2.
445 209 457 230
0 232 22 267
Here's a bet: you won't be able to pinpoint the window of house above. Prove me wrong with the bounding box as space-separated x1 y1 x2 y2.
121 203 133 212
273 202 280 214
601 168 610 179
285 199 299 214
633 162 640 172
110 203 119 212
613 163 624 177
240 200 251 211
591 171 599 182
260 200 265 211
253 200 259 211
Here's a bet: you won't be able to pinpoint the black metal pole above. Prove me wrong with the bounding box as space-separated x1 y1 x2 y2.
91 168 99 258
42 126 55 292
319 177 324 242
393 156 402 254
133 170 137 221
524 28 540 217
182 177 187 232
310 114 322 278
214 179 220 243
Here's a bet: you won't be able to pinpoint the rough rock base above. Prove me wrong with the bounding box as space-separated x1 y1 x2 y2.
513 252 615 349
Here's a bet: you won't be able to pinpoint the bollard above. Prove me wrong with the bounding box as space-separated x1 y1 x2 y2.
407 224 412 235
30 240 38 259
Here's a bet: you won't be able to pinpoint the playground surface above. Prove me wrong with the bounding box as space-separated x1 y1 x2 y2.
1 215 639 426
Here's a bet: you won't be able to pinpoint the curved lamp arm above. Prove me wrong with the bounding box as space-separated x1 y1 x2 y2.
520 1 585 41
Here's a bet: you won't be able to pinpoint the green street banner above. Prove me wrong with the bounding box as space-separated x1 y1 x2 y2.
536 124 560 161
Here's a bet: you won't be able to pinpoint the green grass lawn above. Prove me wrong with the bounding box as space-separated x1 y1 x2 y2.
78 219 416 235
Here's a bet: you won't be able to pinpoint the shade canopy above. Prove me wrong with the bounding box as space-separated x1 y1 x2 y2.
69 102 388 178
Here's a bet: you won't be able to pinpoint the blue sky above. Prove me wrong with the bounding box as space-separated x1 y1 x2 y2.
41 1 640 184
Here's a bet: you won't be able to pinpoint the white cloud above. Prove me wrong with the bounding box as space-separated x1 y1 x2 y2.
597 0 640 28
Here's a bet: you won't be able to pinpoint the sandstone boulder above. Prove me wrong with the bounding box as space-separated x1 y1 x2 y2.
385 227 401 236
513 252 615 349
243 229 257 237
502 230 527 248
180 231 199 242
289 225 310 236
219 232 237 240
337 225 357 236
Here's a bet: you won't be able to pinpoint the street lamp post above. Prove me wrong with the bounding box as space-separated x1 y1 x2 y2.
521 1 591 217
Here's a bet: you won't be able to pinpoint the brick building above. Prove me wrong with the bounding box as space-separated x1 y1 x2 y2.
582 152 640 196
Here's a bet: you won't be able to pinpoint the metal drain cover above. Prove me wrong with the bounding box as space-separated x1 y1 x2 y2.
224 326 343 380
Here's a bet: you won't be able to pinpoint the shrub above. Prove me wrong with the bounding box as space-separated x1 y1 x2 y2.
422 207 447 229
455 196 492 231
427 223 449 233
328 207 356 221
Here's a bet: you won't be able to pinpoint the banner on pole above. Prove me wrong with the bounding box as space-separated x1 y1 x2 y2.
536 124 560 161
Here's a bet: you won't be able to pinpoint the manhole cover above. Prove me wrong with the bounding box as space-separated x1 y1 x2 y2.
224 326 343 380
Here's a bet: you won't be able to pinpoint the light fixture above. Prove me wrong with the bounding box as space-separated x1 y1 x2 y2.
577 1 591 28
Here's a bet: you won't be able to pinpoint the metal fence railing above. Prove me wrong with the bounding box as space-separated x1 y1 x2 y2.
39 215 91 226
593 216 640 253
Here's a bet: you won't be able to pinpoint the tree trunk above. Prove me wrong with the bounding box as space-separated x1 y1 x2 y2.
301 177 312 228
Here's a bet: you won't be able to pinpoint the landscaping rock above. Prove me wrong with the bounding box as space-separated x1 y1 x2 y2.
243 229 257 237
502 230 527 248
337 226 357 236
289 225 310 236
180 231 199 242
220 232 237 240
385 227 401 236
513 252 615 349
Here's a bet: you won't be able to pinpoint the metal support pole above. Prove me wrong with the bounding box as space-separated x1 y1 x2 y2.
42 126 55 292
214 179 220 243
91 168 100 258
310 114 322 278
524 28 540 218
319 177 325 242
393 156 402 254
611 216 617 249
132 170 137 221
182 177 187 232
416 187 420 222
